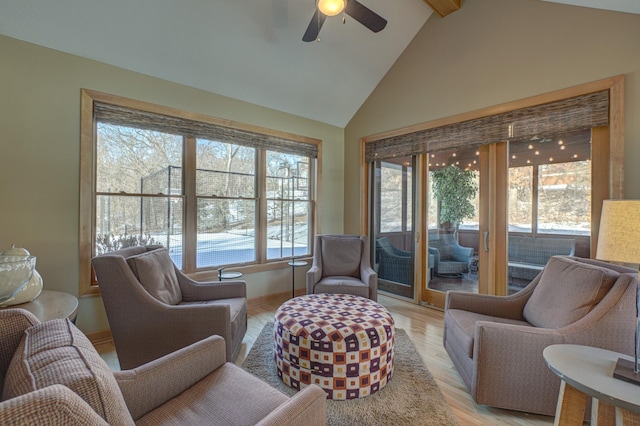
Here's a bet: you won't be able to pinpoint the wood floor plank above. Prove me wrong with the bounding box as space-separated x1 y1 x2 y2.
96 293 554 426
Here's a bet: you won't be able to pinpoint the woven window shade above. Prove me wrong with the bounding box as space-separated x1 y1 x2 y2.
94 102 319 158
365 90 609 162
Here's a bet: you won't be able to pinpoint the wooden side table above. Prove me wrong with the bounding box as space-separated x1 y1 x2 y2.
1 290 79 323
543 344 640 425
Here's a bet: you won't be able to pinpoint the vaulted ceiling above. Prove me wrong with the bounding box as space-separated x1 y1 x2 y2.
0 0 638 127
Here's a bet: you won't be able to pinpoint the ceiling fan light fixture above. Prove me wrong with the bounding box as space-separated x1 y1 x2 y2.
317 0 345 16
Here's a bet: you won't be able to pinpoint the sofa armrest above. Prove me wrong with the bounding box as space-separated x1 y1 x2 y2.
306 265 322 293
256 384 327 426
361 266 378 286
451 245 474 262
445 285 535 320
0 309 40 379
177 272 247 302
472 321 564 412
114 335 227 420
0 384 110 426
428 246 440 267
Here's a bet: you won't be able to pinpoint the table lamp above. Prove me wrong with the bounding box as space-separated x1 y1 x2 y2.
596 199 640 385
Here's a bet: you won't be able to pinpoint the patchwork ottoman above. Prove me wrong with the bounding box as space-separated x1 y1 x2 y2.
274 293 395 400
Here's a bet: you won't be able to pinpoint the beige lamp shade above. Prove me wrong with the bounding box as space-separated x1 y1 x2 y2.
596 200 640 265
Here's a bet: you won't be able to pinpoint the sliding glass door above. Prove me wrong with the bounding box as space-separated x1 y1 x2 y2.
371 158 415 299
426 145 481 296
364 79 622 308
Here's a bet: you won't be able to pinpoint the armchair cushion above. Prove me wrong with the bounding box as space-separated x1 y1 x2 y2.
136 363 291 426
126 248 182 305
523 256 619 328
2 318 133 426
321 236 361 278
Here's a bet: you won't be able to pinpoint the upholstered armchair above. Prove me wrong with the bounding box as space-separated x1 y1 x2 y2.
443 256 639 417
376 237 412 285
428 233 473 277
307 234 378 301
0 308 327 425
92 245 247 369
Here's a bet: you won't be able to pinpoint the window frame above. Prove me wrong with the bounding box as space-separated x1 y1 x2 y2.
80 89 321 296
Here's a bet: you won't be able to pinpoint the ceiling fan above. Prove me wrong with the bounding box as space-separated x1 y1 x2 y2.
303 0 387 42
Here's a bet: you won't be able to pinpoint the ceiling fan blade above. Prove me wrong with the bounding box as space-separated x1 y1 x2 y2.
345 0 387 33
302 9 327 42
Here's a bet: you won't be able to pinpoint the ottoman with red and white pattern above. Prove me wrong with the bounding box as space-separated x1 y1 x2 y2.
274 293 395 400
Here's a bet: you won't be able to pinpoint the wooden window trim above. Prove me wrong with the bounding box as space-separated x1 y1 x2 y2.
80 89 321 297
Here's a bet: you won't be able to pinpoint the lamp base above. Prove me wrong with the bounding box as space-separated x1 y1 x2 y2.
613 358 640 386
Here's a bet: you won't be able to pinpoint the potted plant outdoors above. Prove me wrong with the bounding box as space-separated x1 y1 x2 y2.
431 165 478 242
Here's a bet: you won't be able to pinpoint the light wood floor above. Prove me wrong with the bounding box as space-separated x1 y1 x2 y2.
96 293 554 426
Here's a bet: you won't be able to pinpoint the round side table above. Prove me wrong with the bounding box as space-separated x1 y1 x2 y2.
544 344 640 424
287 260 307 298
1 290 79 323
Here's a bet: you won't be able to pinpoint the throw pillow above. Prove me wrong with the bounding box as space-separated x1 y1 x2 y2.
321 236 362 278
126 248 182 305
523 256 619 328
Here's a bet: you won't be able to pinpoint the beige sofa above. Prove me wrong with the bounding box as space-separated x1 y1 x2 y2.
0 308 327 425
444 256 638 416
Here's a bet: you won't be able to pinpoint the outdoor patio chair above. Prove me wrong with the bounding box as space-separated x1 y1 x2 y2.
376 237 412 284
429 233 473 277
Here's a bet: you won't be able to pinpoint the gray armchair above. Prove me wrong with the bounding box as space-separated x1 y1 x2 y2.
429 233 473 277
307 234 378 301
92 245 247 369
376 237 412 285
443 256 638 416
0 308 327 425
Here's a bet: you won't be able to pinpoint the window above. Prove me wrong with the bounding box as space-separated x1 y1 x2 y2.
80 90 320 295
508 129 591 236
265 151 311 259
195 139 257 267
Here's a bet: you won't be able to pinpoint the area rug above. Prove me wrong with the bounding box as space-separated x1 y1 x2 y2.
242 324 460 426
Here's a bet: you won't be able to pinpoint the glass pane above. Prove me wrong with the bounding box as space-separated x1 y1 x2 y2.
196 199 256 268
96 123 183 194
406 167 413 231
380 163 404 233
373 158 415 298
507 130 591 293
428 170 438 231
265 152 311 259
508 165 533 233
460 171 480 230
95 195 183 265
427 146 479 295
538 161 591 235
196 139 255 197
266 200 311 259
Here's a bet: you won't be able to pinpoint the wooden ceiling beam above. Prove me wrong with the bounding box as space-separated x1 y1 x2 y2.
423 0 461 17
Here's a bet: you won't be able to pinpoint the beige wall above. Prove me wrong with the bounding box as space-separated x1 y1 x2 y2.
0 35 345 333
345 0 640 233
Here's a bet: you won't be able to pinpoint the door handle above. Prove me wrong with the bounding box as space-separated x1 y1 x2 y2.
483 231 489 252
